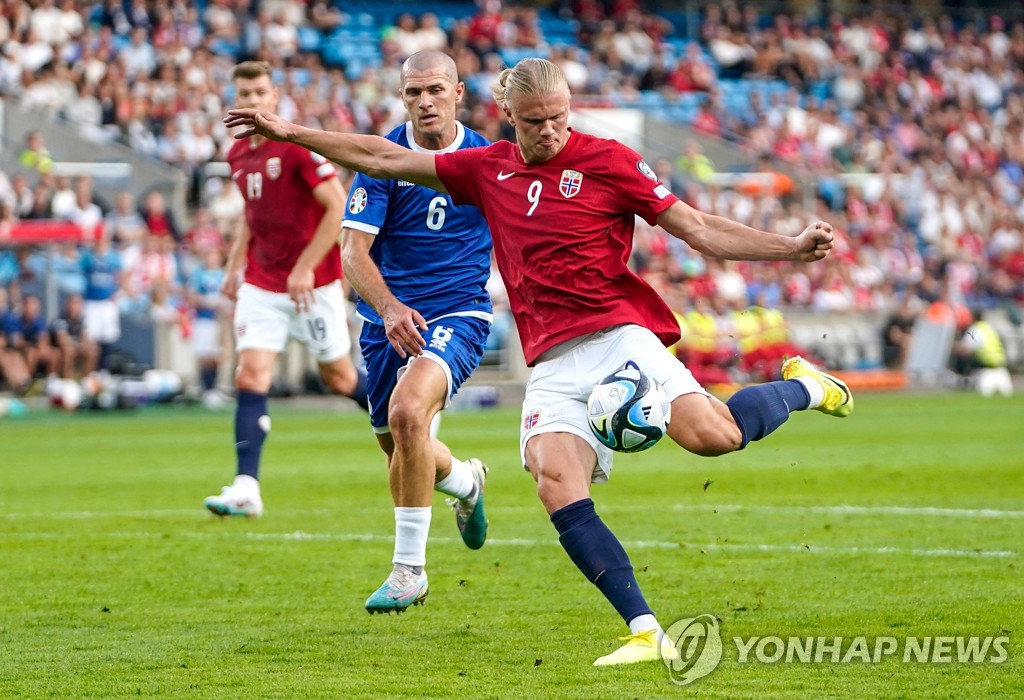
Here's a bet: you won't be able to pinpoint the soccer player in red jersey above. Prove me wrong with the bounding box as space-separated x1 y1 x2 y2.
225 58 853 665
204 61 368 519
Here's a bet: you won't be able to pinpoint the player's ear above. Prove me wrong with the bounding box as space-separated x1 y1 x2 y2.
454 81 465 104
503 105 515 125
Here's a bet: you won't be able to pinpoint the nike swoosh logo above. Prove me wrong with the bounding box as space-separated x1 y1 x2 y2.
496 171 516 180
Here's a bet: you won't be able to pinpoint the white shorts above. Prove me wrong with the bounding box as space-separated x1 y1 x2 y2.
192 317 222 360
520 324 708 484
234 281 352 362
83 299 121 344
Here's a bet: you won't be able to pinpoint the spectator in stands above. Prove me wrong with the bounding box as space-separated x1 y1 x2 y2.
0 285 32 394
709 26 756 79
121 25 157 80
6 293 55 383
50 176 77 219
49 293 99 379
881 293 920 369
138 190 180 241
18 130 53 175
106 191 147 245
384 13 421 60
416 13 448 52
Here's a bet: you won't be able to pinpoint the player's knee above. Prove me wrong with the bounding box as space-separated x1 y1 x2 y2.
320 360 357 396
388 398 428 442
323 371 356 396
235 366 270 393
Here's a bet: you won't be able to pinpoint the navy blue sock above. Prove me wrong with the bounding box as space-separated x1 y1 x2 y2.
201 366 217 392
235 390 269 480
726 380 811 449
349 366 369 412
551 498 653 625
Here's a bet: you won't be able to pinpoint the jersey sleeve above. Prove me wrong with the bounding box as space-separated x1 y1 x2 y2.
435 149 485 208
294 146 338 192
607 143 679 225
342 172 391 235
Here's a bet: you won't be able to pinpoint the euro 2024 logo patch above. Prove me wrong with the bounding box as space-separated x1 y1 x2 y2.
663 614 724 685
348 187 368 214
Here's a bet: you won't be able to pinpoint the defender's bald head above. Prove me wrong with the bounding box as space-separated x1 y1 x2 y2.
401 50 458 85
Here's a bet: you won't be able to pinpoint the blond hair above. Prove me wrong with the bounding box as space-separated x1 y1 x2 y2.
490 58 569 111
232 61 273 82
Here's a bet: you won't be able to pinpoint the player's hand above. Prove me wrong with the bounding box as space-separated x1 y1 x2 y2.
381 301 428 359
224 109 295 141
287 268 315 313
793 221 834 262
221 270 242 301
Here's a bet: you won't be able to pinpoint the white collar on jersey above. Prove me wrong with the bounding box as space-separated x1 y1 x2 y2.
403 120 466 154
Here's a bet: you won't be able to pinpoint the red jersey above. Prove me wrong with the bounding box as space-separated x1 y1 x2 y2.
436 130 681 365
227 138 340 292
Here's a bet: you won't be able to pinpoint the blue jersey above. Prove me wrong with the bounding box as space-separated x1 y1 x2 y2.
343 121 493 326
81 248 122 302
187 266 226 320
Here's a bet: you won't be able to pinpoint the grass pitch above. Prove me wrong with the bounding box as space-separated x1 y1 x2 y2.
0 391 1021 698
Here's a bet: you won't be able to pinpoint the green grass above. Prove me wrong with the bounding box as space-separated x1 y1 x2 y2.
0 391 1021 698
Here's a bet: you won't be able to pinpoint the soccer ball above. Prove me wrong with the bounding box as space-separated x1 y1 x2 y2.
587 361 671 453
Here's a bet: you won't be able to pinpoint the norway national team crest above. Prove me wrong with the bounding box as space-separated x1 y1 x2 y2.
266 157 282 180
523 408 541 431
559 169 583 198
349 187 368 214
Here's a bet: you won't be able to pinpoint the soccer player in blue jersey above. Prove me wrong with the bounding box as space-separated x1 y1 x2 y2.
185 249 228 406
80 234 123 368
340 51 493 614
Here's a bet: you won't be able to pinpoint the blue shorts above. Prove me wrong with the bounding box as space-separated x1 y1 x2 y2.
360 315 491 431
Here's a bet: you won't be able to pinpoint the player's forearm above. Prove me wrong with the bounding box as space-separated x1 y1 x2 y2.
340 244 399 316
698 213 798 260
290 126 395 180
668 207 797 261
225 226 250 274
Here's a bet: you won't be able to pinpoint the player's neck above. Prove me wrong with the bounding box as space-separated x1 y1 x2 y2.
411 126 457 151
248 134 268 148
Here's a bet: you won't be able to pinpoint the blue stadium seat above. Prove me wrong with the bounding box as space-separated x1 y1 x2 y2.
298 26 322 52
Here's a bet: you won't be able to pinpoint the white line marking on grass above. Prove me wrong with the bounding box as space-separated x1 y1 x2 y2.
3 504 1023 520
656 504 1024 519
0 530 1014 558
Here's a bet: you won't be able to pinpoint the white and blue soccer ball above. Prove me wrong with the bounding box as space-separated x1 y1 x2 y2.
587 361 671 453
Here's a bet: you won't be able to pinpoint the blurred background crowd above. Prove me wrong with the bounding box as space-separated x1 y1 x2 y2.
1 0 1022 399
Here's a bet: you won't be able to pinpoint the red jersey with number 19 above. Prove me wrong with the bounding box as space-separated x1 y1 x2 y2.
435 130 681 365
227 138 340 292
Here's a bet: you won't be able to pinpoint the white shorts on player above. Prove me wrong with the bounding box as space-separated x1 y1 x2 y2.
520 323 709 484
83 299 121 344
233 280 352 362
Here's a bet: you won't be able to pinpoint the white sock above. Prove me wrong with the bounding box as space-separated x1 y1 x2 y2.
393 506 431 567
629 614 663 643
793 376 825 409
435 457 475 500
429 412 442 439
232 474 260 495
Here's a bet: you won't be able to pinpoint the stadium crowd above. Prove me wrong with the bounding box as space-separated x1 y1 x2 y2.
1 0 1022 393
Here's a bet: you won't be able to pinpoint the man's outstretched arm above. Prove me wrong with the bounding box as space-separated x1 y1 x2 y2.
656 199 834 263
224 109 447 193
